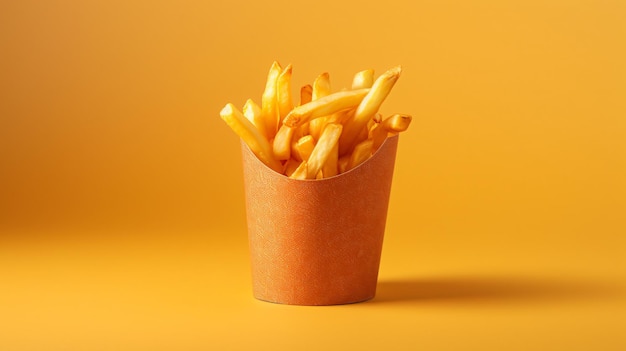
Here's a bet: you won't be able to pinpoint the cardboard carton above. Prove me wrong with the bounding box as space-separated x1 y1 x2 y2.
241 136 399 305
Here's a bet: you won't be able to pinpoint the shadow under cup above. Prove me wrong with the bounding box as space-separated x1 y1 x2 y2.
241 136 399 305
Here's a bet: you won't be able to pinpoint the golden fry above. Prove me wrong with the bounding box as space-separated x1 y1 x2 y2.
339 66 401 155
351 69 374 89
300 84 313 105
290 140 301 161
370 122 388 152
312 72 331 100
297 84 313 138
348 139 374 170
355 66 401 122
289 160 308 180
370 114 412 152
243 99 262 126
220 103 281 172
284 158 302 177
260 61 282 140
295 135 316 161
310 72 332 141
306 124 343 179
382 113 412 133
321 138 339 178
273 124 295 161
283 88 370 128
338 155 350 174
277 64 294 120
326 108 355 125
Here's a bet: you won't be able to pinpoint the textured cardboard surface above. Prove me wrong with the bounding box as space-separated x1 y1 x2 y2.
241 136 399 305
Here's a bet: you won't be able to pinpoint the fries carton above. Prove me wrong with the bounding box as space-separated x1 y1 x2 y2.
241 135 399 305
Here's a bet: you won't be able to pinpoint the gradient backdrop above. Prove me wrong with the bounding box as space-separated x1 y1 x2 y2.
1 0 625 350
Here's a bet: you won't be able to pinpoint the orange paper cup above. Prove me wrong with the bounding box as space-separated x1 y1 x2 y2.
241 135 399 305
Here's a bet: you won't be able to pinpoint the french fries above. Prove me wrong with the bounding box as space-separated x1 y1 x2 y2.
219 63 412 179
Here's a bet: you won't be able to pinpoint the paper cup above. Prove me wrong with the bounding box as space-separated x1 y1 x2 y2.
241 135 399 305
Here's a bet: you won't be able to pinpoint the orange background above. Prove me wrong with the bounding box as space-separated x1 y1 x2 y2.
1 0 625 349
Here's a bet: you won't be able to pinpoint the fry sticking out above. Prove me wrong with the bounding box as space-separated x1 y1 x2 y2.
339 66 402 156
282 89 370 128
305 123 343 179
309 72 332 141
352 69 375 89
243 98 262 126
260 61 282 139
220 103 281 173
277 64 294 120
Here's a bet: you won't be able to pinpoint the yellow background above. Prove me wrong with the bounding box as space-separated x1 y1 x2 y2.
1 0 625 349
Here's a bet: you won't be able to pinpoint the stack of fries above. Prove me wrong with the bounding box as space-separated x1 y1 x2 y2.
220 62 412 180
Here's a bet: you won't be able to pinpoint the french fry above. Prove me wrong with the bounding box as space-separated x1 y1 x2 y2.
243 99 262 126
297 84 313 138
300 84 313 105
295 135 316 161
273 124 295 161
351 69 374 89
354 66 402 123
371 114 412 152
277 64 294 120
289 160 308 180
370 122 388 152
312 72 331 100
338 155 350 174
291 140 301 161
220 103 282 173
297 122 310 142
326 108 355 125
339 66 402 155
310 72 331 141
306 123 342 179
260 61 282 140
347 139 374 171
322 143 339 178
283 88 369 128
284 158 302 177
382 113 412 133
